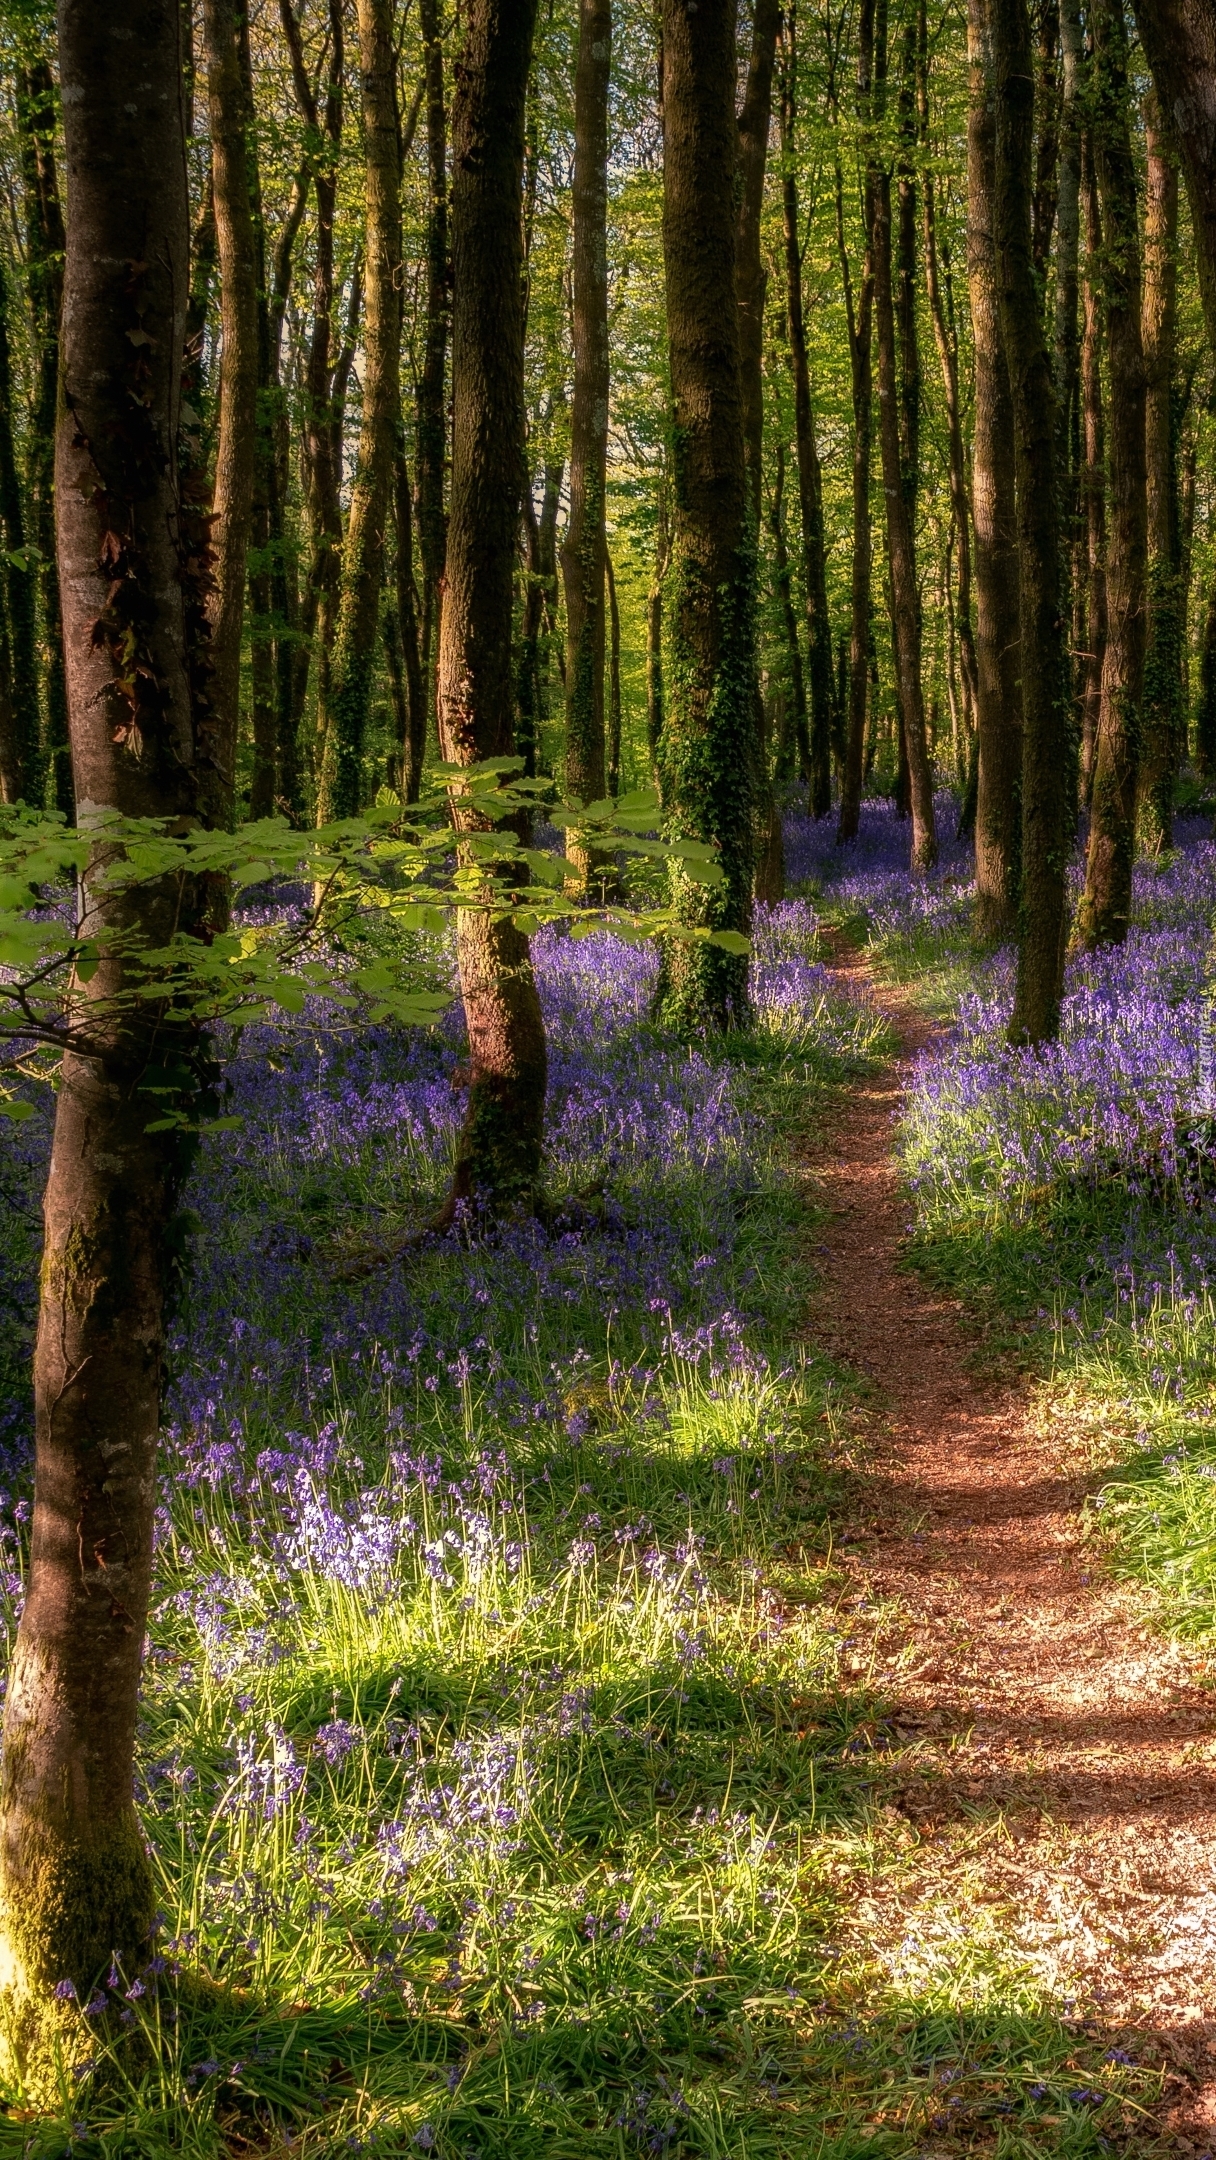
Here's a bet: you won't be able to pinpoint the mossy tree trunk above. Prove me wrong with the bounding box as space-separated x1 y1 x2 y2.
1138 92 1183 856
1132 1 1216 357
992 0 1071 1041
836 0 876 846
1077 0 1147 950
0 0 211 2073
967 0 1022 938
0 257 40 808
738 0 781 893
436 0 547 1216
561 0 611 879
16 60 69 816
417 0 450 729
658 0 756 1028
319 0 402 822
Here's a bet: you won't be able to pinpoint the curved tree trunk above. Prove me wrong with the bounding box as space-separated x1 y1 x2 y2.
204 0 260 824
1078 0 1147 950
319 0 402 822
658 0 756 1029
437 0 546 1215
967 0 1022 937
1138 90 1182 855
561 0 612 876
993 0 1071 1041
0 0 210 2075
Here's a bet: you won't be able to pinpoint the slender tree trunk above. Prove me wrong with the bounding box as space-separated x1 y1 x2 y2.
1078 0 1147 948
204 0 260 822
658 0 756 1027
1079 140 1107 802
0 0 210 2069
968 0 1022 936
437 0 547 1214
17 60 69 816
1138 91 1182 854
1055 0 1083 756
836 8 876 845
920 9 978 744
1199 560 1216 779
770 441 812 794
561 0 612 873
606 547 622 797
993 0 1071 1041
394 441 427 803
646 487 668 790
1131 1 1216 358
417 0 450 719
738 0 783 883
780 15 833 821
1031 0 1061 280
872 0 936 870
319 0 402 821
0 259 40 808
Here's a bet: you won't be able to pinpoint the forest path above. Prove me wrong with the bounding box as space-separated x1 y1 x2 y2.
810 938 1216 2145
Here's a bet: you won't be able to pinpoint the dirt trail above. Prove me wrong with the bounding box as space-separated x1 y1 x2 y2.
814 941 1216 2145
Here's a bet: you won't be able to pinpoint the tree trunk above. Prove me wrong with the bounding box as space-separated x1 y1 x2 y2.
1078 0 1147 950
1079 138 1107 802
780 13 833 821
318 0 402 822
0 0 209 2072
836 6 876 845
646 486 668 790
993 0 1071 1041
561 0 612 873
394 440 427 803
204 0 260 823
872 0 937 871
436 0 547 1215
658 0 756 1028
770 441 812 794
968 0 1022 937
1131 0 1216 358
1138 90 1182 854
1054 0 1083 756
16 60 70 817
1031 0 1061 280
606 548 622 797
0 258 40 808
417 0 450 719
737 0 782 887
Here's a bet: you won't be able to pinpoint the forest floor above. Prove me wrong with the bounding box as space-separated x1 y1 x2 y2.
812 935 1216 2155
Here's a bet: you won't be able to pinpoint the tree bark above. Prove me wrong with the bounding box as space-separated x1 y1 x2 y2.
417 0 450 719
394 440 427 803
204 0 260 824
836 4 876 845
436 0 547 1215
606 547 622 797
646 484 668 791
16 60 70 816
993 0 1071 1041
1138 90 1182 854
770 441 811 795
872 0 937 871
0 0 210 2069
1131 0 1216 359
1078 140 1107 801
658 0 756 1027
1031 0 1061 280
780 13 833 821
317 0 402 822
0 258 40 808
968 0 1022 937
561 0 612 872
1054 0 1083 757
1078 0 1147 949
738 0 782 887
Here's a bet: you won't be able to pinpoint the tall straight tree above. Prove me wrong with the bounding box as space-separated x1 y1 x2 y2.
872 0 936 870
1079 138 1107 796
659 0 756 1026
0 0 212 2067
416 0 449 716
1138 92 1183 855
16 59 69 814
561 0 612 875
737 0 782 897
967 0 1022 936
1077 0 1147 949
1132 3 1216 355
779 4 833 821
992 0 1071 1040
436 0 547 1212
321 0 403 820
204 0 260 822
836 0 876 845
0 261 39 806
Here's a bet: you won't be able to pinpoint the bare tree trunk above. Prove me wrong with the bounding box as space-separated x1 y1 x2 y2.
968 0 1022 936
0 259 40 808
561 0 612 871
318 0 402 821
780 10 833 821
0 0 211 2070
770 442 812 793
394 438 426 802
204 0 260 822
606 547 622 796
1131 1 1216 357
437 0 547 1214
920 4 978 744
646 485 668 790
993 0 1071 1041
1032 0 1061 279
872 0 937 871
836 5 876 845
16 60 69 816
738 0 782 887
658 0 756 1027
1078 0 1147 949
1079 139 1107 803
1054 0 1083 764
417 0 450 718
1138 90 1182 854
